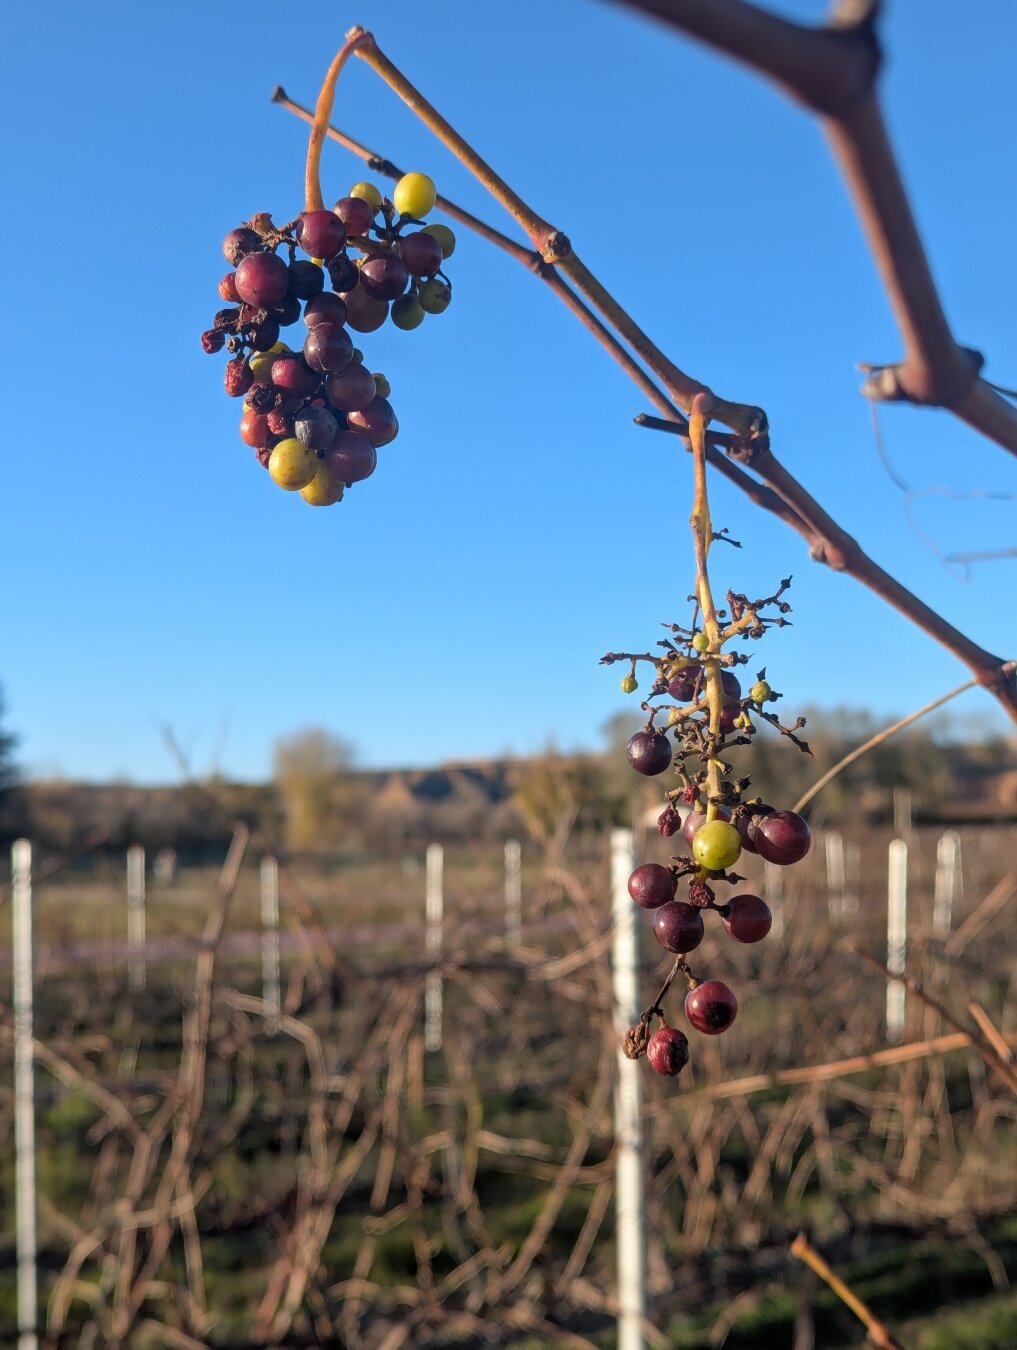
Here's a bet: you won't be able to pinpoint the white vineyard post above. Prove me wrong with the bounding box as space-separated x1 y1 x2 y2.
424 843 444 1052
825 831 845 926
933 830 962 936
893 787 913 836
505 838 522 951
126 844 146 993
763 860 785 940
260 856 281 1036
611 827 646 1350
12 840 38 1350
887 839 908 1044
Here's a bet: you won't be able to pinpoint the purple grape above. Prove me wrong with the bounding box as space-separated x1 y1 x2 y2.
273 293 302 327
328 254 359 292
653 901 705 954
246 382 276 414
399 230 443 277
325 364 377 412
294 405 338 452
304 292 349 329
626 730 672 777
333 196 375 235
303 324 354 375
297 210 347 261
223 227 262 266
214 307 241 332
721 670 742 703
288 259 325 299
722 894 772 943
235 251 290 308
685 981 738 1035
627 863 675 909
249 316 280 352
271 356 319 398
753 811 811 865
647 1027 690 1077
346 395 398 446
341 288 388 333
359 253 409 301
667 664 701 701
324 432 377 485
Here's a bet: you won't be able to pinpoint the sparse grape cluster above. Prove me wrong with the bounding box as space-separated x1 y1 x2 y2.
604 576 813 1078
200 173 454 507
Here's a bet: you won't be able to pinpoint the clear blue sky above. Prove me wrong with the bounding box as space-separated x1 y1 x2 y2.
3 1 1015 783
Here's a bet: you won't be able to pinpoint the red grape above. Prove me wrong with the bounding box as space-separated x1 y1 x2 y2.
359 253 410 301
224 357 253 397
722 894 772 943
399 230 443 277
685 980 738 1035
223 227 261 266
219 272 241 303
647 1026 690 1077
304 292 348 329
239 409 273 448
341 288 388 333
347 396 399 446
297 210 347 261
753 811 810 865
333 195 375 236
303 324 354 375
235 251 290 308
627 863 675 909
626 730 672 777
325 364 377 412
271 356 319 398
653 901 705 954
324 431 377 485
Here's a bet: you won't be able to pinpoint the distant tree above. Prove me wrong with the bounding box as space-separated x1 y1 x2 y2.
272 728 356 852
0 683 18 800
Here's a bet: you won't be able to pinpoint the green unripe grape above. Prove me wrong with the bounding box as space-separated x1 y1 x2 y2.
349 181 382 210
418 278 451 314
269 438 317 491
423 223 456 258
750 680 772 704
620 675 638 694
373 373 392 398
692 820 742 872
393 172 437 218
691 633 710 653
391 295 425 330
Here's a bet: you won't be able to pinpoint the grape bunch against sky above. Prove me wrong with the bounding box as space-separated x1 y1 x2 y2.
2 0 1015 783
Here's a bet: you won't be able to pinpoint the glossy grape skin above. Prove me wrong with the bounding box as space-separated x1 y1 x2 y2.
667 664 701 702
333 195 375 235
418 278 451 314
647 1026 689 1077
288 259 325 300
235 251 290 308
359 253 410 301
271 356 318 398
303 324 354 375
347 396 398 446
324 431 377 485
753 811 811 865
685 980 738 1035
341 288 389 333
294 405 338 452
423 223 456 257
691 821 742 871
399 230 443 277
721 670 742 703
222 227 262 266
653 901 705 954
682 807 730 849
391 295 425 330
393 172 437 218
304 292 348 329
627 863 675 909
268 438 317 491
325 364 376 412
722 894 772 943
297 210 347 261
300 461 345 506
626 730 672 777
239 409 273 448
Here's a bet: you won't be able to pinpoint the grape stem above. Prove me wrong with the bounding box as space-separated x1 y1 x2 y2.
688 400 725 827
304 31 374 212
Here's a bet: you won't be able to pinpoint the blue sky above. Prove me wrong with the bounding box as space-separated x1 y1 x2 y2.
3 1 1015 783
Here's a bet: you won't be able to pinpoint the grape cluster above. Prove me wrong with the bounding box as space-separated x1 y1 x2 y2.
199 173 454 507
604 577 813 1078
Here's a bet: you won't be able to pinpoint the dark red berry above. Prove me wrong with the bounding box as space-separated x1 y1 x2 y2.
627 863 675 909
333 196 375 235
303 324 354 375
346 395 398 446
239 408 273 448
266 408 294 438
399 230 443 277
214 307 241 332
294 405 338 452
721 670 742 703
201 328 225 354
687 879 714 909
271 356 319 398
219 272 242 303
304 292 349 329
323 431 377 485
722 894 772 943
273 293 302 327
235 251 290 308
328 254 360 292
667 665 701 701
325 363 376 412
297 210 347 261
224 357 253 398
653 901 705 954
657 805 682 838
246 382 276 414
685 980 738 1035
249 316 280 352
753 811 811 865
626 730 672 777
647 1026 690 1077
288 259 325 300
254 445 273 469
223 227 262 266
359 252 409 301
